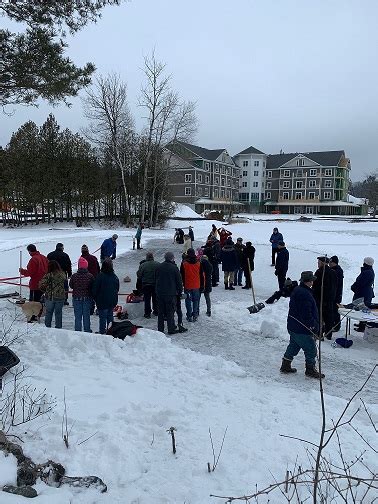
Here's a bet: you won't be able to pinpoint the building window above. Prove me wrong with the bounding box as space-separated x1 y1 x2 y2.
309 192 315 200
296 158 305 167
215 177 219 184
250 192 259 200
263 161 266 167
214 189 218 198
205 162 210 171
283 170 290 177
294 206 302 214
266 182 271 189
204 187 209 196
266 192 271 199
227 179 231 186
325 180 332 188
324 191 332 199
253 181 258 187
197 174 202 183
221 166 225 174
254 161 259 167
205 175 209 183
295 192 302 199
215 164 219 173
243 170 248 176
197 187 202 196
221 178 225 186
243 160 249 167
308 180 316 188
283 192 289 200
221 189 225 197
185 187 191 196
297 170 303 177
296 181 303 189
239 192 248 202
325 168 333 176
283 181 290 188
254 170 259 176
242 181 247 188
267 171 272 178
310 169 317 176
185 174 192 182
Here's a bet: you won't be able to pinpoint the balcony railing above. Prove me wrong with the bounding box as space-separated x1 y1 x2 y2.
278 197 320 202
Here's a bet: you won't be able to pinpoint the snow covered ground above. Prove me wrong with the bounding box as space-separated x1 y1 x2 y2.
0 212 377 502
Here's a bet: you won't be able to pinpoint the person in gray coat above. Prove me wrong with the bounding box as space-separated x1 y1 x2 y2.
156 252 183 335
137 251 159 318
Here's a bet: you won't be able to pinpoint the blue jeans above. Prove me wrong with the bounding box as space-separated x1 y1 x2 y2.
73 298 92 332
233 267 243 285
97 308 114 334
45 299 64 328
185 289 200 318
284 331 317 366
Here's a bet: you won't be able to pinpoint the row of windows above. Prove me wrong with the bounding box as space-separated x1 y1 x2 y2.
185 173 239 187
278 168 334 178
241 170 259 177
241 181 259 188
279 180 334 189
184 187 237 198
265 191 333 200
242 160 264 168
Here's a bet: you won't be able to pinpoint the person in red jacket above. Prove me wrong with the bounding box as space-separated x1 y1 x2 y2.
218 227 232 248
19 244 49 302
180 248 204 322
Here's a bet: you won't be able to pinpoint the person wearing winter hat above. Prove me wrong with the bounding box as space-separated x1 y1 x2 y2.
269 227 283 266
351 257 375 332
312 256 337 340
81 244 100 278
233 237 245 286
180 248 204 322
69 257 94 332
92 258 120 334
156 251 183 334
220 237 238 290
329 256 344 331
100 234 118 263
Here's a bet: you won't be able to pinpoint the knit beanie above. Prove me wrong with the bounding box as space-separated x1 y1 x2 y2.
78 257 88 269
363 257 374 266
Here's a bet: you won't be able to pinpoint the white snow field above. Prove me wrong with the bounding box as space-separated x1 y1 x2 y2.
0 213 377 503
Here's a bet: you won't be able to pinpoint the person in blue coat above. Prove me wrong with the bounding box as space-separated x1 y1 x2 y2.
92 258 120 334
351 257 375 307
100 234 118 263
281 270 324 379
135 224 144 250
270 227 283 266
275 241 289 290
220 237 238 290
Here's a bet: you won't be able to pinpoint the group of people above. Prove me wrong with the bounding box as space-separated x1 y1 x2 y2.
19 236 122 334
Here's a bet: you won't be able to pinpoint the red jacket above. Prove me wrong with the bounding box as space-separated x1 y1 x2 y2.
180 258 204 290
219 229 232 248
81 251 100 278
21 251 49 290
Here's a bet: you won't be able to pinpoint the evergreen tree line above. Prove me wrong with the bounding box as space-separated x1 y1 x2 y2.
0 113 170 226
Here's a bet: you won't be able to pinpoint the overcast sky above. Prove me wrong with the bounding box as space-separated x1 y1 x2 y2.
2 0 377 181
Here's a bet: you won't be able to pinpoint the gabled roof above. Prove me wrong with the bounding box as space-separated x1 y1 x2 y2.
171 140 225 161
267 151 345 169
235 145 266 156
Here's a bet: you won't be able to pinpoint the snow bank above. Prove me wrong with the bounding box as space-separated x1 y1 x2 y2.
172 203 201 218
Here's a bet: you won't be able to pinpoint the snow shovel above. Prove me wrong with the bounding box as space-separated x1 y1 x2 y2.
246 259 265 314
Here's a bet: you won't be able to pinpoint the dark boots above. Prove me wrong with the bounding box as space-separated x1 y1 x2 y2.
280 358 297 373
305 364 325 379
224 284 229 290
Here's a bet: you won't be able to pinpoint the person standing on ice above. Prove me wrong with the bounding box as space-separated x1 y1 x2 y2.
242 241 256 289
233 237 245 286
280 270 324 379
182 234 192 255
156 252 183 335
92 258 120 334
135 223 144 250
180 248 204 322
188 225 194 243
69 257 94 333
275 241 289 290
47 242 72 305
137 251 159 318
19 244 49 303
351 257 375 332
200 254 213 316
100 234 118 263
81 244 100 315
269 227 283 266
220 237 238 290
329 255 344 332
312 256 337 340
39 260 66 329
218 227 232 248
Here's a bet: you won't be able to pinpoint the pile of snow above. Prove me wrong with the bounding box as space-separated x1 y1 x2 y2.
348 194 368 205
172 203 201 219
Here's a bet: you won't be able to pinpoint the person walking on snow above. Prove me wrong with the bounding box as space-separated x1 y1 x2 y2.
233 237 245 286
200 254 213 316
329 255 344 332
39 260 66 329
188 226 194 243
220 237 238 290
242 241 255 289
312 256 337 340
92 258 120 334
135 223 144 250
19 244 49 302
137 251 159 318
180 248 204 322
275 241 289 290
100 234 118 263
351 257 375 332
280 270 324 379
270 227 283 266
156 252 183 335
47 242 72 305
69 257 94 333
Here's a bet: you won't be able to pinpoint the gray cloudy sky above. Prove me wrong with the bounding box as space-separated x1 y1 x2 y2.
2 0 378 181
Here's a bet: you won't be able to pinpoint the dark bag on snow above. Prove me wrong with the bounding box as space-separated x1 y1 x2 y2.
106 320 140 340
0 346 20 378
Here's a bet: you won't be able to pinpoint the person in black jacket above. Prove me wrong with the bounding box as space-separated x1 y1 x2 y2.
242 242 255 289
92 258 120 334
233 238 245 286
329 255 344 332
47 243 72 305
156 252 183 335
200 254 213 316
312 256 337 340
188 226 194 243
220 238 238 290
351 257 375 332
275 241 289 290
281 270 324 379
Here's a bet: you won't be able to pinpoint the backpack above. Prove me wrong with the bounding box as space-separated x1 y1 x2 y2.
106 320 140 340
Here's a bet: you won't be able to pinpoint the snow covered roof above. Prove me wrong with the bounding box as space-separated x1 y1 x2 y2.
195 198 244 205
347 194 368 205
264 200 360 207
